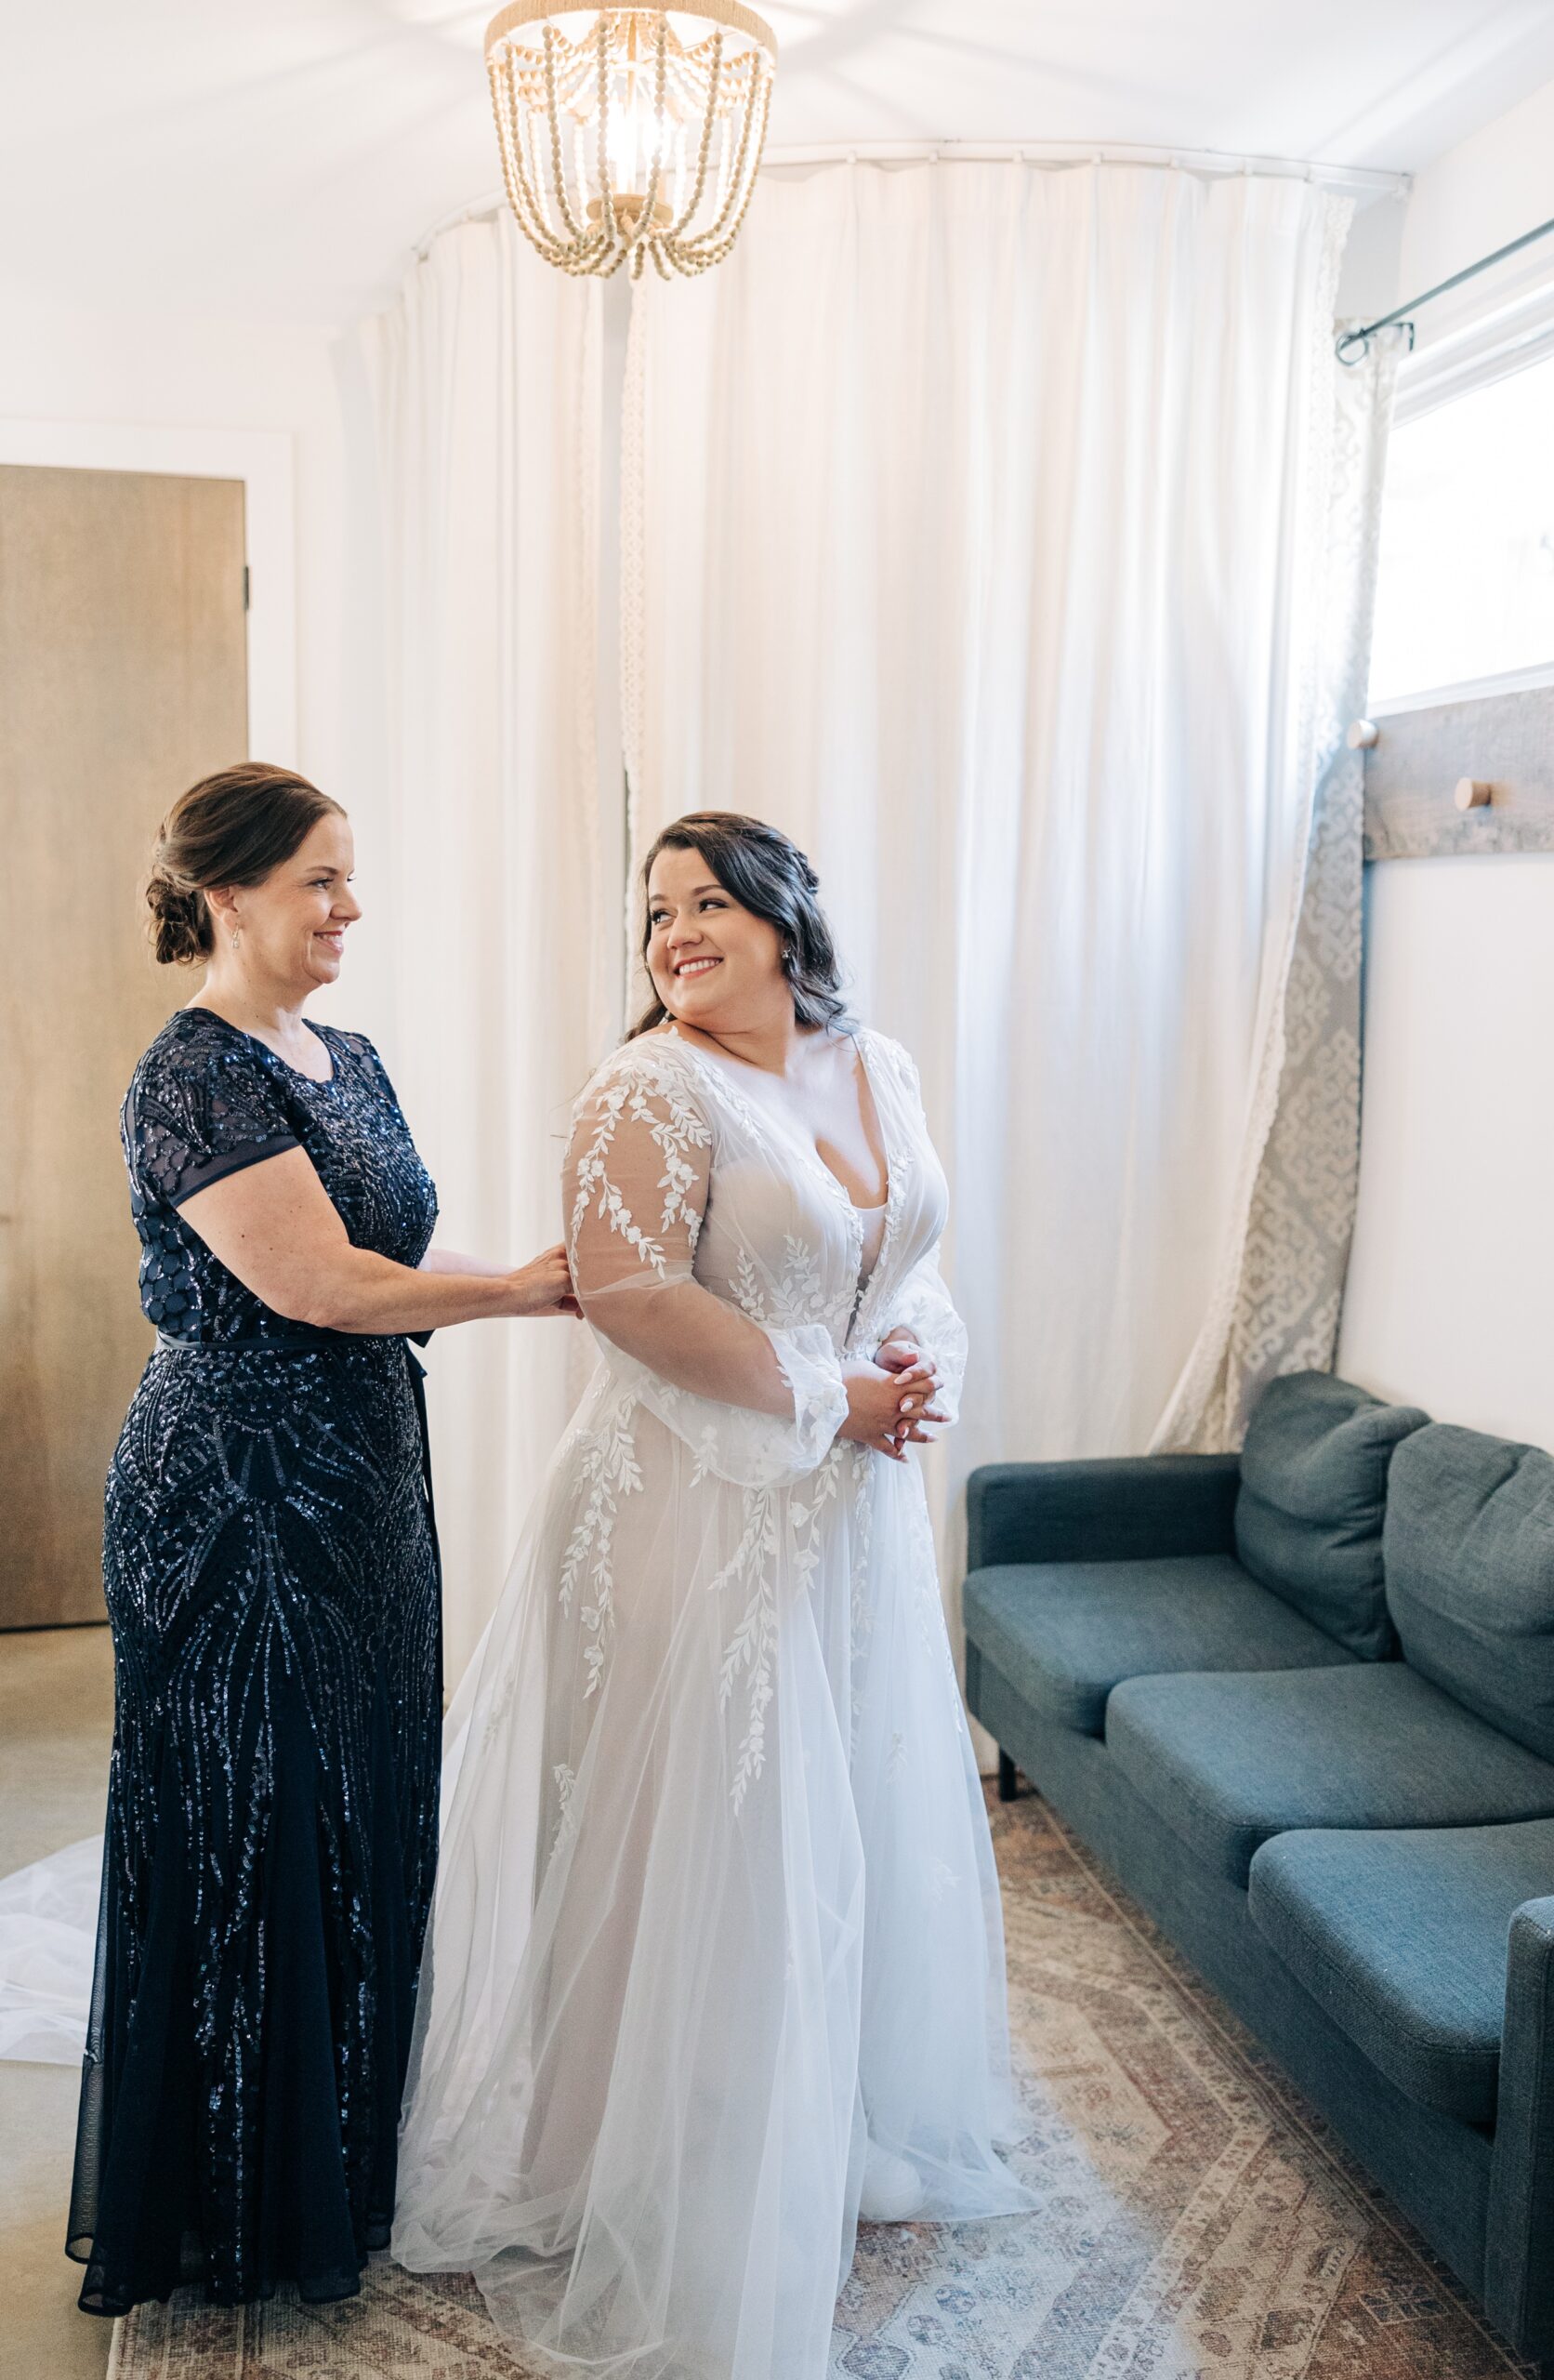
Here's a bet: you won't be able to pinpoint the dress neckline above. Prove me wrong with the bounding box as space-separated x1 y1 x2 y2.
660 1024 890 1218
185 1005 338 1089
655 1023 907 1345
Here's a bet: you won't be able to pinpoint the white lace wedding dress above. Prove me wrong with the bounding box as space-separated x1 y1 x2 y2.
391 1024 1032 2378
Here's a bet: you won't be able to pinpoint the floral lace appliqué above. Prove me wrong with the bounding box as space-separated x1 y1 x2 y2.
731 1235 846 1334
559 1391 642 1699
568 1065 711 1278
710 1489 783 1814
712 1445 846 1814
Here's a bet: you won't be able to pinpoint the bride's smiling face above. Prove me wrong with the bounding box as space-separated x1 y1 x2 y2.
646 844 786 1027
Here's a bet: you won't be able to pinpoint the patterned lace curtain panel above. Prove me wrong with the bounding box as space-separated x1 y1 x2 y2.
621 162 1395 1645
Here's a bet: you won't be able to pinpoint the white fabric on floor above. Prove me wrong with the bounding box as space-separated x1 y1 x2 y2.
621 159 1361 1637
0 1833 99 2063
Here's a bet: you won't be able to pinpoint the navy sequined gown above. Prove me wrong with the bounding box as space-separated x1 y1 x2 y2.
70 1007 441 2317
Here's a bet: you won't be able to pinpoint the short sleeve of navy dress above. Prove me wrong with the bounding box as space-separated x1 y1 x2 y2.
72 1005 443 2317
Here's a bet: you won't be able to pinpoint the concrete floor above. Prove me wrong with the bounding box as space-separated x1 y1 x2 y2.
0 1626 115 2380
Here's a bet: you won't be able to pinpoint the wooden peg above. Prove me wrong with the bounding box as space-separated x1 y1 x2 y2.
1454 777 1493 811
1347 720 1380 749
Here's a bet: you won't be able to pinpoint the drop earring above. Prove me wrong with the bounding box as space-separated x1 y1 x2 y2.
230 927 242 953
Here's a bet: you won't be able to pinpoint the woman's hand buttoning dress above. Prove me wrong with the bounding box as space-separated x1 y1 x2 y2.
395 813 1033 2380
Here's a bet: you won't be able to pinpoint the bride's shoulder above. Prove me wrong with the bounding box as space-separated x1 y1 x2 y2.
856 1025 924 1100
573 1030 709 1116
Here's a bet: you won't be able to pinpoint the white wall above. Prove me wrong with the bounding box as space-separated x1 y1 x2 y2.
1337 857 1554 1448
1336 79 1554 1448
1397 76 1554 303
0 284 341 765
1336 189 1407 324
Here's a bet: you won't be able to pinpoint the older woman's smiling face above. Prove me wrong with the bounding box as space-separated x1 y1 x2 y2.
217 813 362 997
646 843 785 1028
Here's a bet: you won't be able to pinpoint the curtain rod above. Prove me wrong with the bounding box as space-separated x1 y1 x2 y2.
414 141 1406 258
760 139 1406 195
1337 211 1554 364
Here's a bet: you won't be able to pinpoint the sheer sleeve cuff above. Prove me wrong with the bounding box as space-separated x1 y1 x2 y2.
768 1323 852 1474
609 1322 848 1490
879 1260 968 1428
166 1135 300 1206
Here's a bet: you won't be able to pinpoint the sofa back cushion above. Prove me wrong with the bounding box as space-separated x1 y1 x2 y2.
1235 1372 1429 1659
1385 1423 1554 1761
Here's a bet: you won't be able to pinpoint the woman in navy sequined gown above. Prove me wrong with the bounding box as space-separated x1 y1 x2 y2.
70 764 576 2318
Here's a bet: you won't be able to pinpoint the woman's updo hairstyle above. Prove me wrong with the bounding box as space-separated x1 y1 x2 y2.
629 811 850 1038
145 762 344 965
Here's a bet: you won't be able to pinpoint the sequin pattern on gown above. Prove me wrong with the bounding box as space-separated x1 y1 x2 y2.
71 1008 441 2316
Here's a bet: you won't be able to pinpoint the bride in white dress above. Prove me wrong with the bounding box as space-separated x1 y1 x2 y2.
393 813 1033 2377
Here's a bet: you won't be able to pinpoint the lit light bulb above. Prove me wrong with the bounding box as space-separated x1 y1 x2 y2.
605 91 668 196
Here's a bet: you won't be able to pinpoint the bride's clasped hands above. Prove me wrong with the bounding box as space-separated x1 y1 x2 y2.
842 1342 946 1459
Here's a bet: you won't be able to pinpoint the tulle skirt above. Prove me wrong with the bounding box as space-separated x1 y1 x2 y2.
392 1366 1034 2379
0 1834 99 2064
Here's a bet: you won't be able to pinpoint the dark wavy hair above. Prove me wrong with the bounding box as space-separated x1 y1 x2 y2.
627 812 851 1039
144 762 345 964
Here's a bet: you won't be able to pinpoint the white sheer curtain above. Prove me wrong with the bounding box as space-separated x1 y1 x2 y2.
357 220 610 1686
623 160 1360 1644
1156 324 1403 1448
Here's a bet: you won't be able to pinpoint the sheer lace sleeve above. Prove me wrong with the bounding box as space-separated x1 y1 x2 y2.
564 1048 849 1488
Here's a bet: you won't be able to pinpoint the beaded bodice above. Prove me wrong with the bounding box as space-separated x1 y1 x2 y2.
122 1008 438 1347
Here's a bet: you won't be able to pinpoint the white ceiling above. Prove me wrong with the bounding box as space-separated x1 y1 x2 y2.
6 0 1554 326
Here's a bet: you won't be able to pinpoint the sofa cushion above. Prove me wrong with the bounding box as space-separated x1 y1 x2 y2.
963 1556 1354 1739
1385 1424 1554 1763
1248 1818 1554 2122
1106 1663 1554 1886
1235 1371 1429 1659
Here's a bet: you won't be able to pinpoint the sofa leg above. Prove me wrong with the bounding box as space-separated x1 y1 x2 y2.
997 1750 1021 1803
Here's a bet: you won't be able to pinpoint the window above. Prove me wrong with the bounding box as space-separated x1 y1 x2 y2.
1367 345 1554 707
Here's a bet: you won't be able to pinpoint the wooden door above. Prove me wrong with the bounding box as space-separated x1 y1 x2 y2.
0 465 248 1628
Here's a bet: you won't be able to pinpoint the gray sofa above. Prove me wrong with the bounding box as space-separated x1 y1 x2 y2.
964 1371 1554 2373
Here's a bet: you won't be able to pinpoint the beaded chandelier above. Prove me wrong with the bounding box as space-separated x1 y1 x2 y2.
483 3 778 279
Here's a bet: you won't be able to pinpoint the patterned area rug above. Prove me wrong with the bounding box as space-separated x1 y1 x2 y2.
110 1791 1533 2379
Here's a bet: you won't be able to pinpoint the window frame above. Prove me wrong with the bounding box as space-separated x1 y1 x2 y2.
1369 246 1554 714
